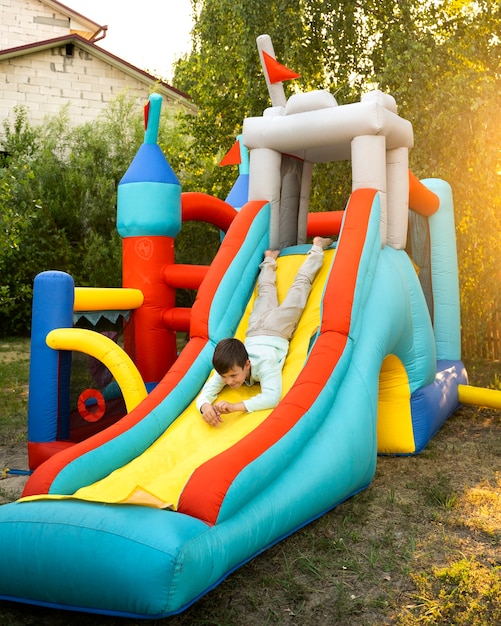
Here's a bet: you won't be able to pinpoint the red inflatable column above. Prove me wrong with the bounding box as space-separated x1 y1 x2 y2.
122 237 176 382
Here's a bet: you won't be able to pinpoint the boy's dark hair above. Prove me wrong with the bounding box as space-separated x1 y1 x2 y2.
213 338 249 374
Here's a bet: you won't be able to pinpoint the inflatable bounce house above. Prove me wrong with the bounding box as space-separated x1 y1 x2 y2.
0 35 500 618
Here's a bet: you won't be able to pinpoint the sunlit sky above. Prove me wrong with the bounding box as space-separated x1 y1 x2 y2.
67 0 194 81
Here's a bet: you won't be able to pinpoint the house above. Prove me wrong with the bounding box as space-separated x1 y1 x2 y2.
0 0 196 133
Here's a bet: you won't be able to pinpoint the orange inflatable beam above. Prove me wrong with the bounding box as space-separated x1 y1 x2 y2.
307 211 344 237
181 192 237 230
408 170 440 216
307 173 439 233
163 308 191 333
163 264 208 290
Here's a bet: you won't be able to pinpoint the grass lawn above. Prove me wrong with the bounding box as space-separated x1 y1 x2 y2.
0 339 500 625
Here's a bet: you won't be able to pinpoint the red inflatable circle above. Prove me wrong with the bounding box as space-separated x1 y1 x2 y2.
78 389 106 422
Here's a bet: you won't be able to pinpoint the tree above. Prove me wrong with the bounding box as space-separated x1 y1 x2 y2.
369 0 501 352
173 0 309 199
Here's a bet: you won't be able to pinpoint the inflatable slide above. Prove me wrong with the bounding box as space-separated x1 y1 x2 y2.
0 35 496 618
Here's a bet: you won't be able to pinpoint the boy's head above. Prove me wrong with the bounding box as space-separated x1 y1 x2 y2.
213 338 250 388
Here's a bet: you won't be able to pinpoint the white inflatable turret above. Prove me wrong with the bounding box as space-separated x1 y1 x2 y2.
244 34 414 249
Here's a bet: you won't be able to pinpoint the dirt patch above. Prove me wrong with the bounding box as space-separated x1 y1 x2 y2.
0 444 30 503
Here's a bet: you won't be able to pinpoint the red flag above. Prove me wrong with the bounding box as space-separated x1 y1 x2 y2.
219 141 242 166
262 51 300 84
143 100 150 131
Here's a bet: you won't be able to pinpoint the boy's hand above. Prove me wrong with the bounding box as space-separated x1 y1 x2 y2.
214 400 247 414
200 403 223 427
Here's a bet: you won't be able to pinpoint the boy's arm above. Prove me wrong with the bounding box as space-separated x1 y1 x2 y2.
197 372 227 426
216 366 282 414
196 372 225 412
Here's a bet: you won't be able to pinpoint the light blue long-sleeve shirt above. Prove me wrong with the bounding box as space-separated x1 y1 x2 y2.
196 335 289 413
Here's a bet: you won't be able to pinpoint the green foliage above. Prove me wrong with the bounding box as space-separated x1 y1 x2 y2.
0 106 123 334
0 92 222 336
0 98 151 334
0 155 38 255
173 0 309 200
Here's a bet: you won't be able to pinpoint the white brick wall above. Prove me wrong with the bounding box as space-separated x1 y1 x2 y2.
1 0 71 49
0 44 188 131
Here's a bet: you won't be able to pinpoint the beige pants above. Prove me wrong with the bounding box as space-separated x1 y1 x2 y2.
246 245 325 341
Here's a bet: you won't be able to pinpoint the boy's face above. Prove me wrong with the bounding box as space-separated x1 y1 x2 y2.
220 360 251 389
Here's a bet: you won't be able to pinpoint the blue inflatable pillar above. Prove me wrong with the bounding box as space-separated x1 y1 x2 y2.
27 271 74 469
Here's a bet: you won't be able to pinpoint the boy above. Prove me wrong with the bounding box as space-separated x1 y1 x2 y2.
196 236 333 426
